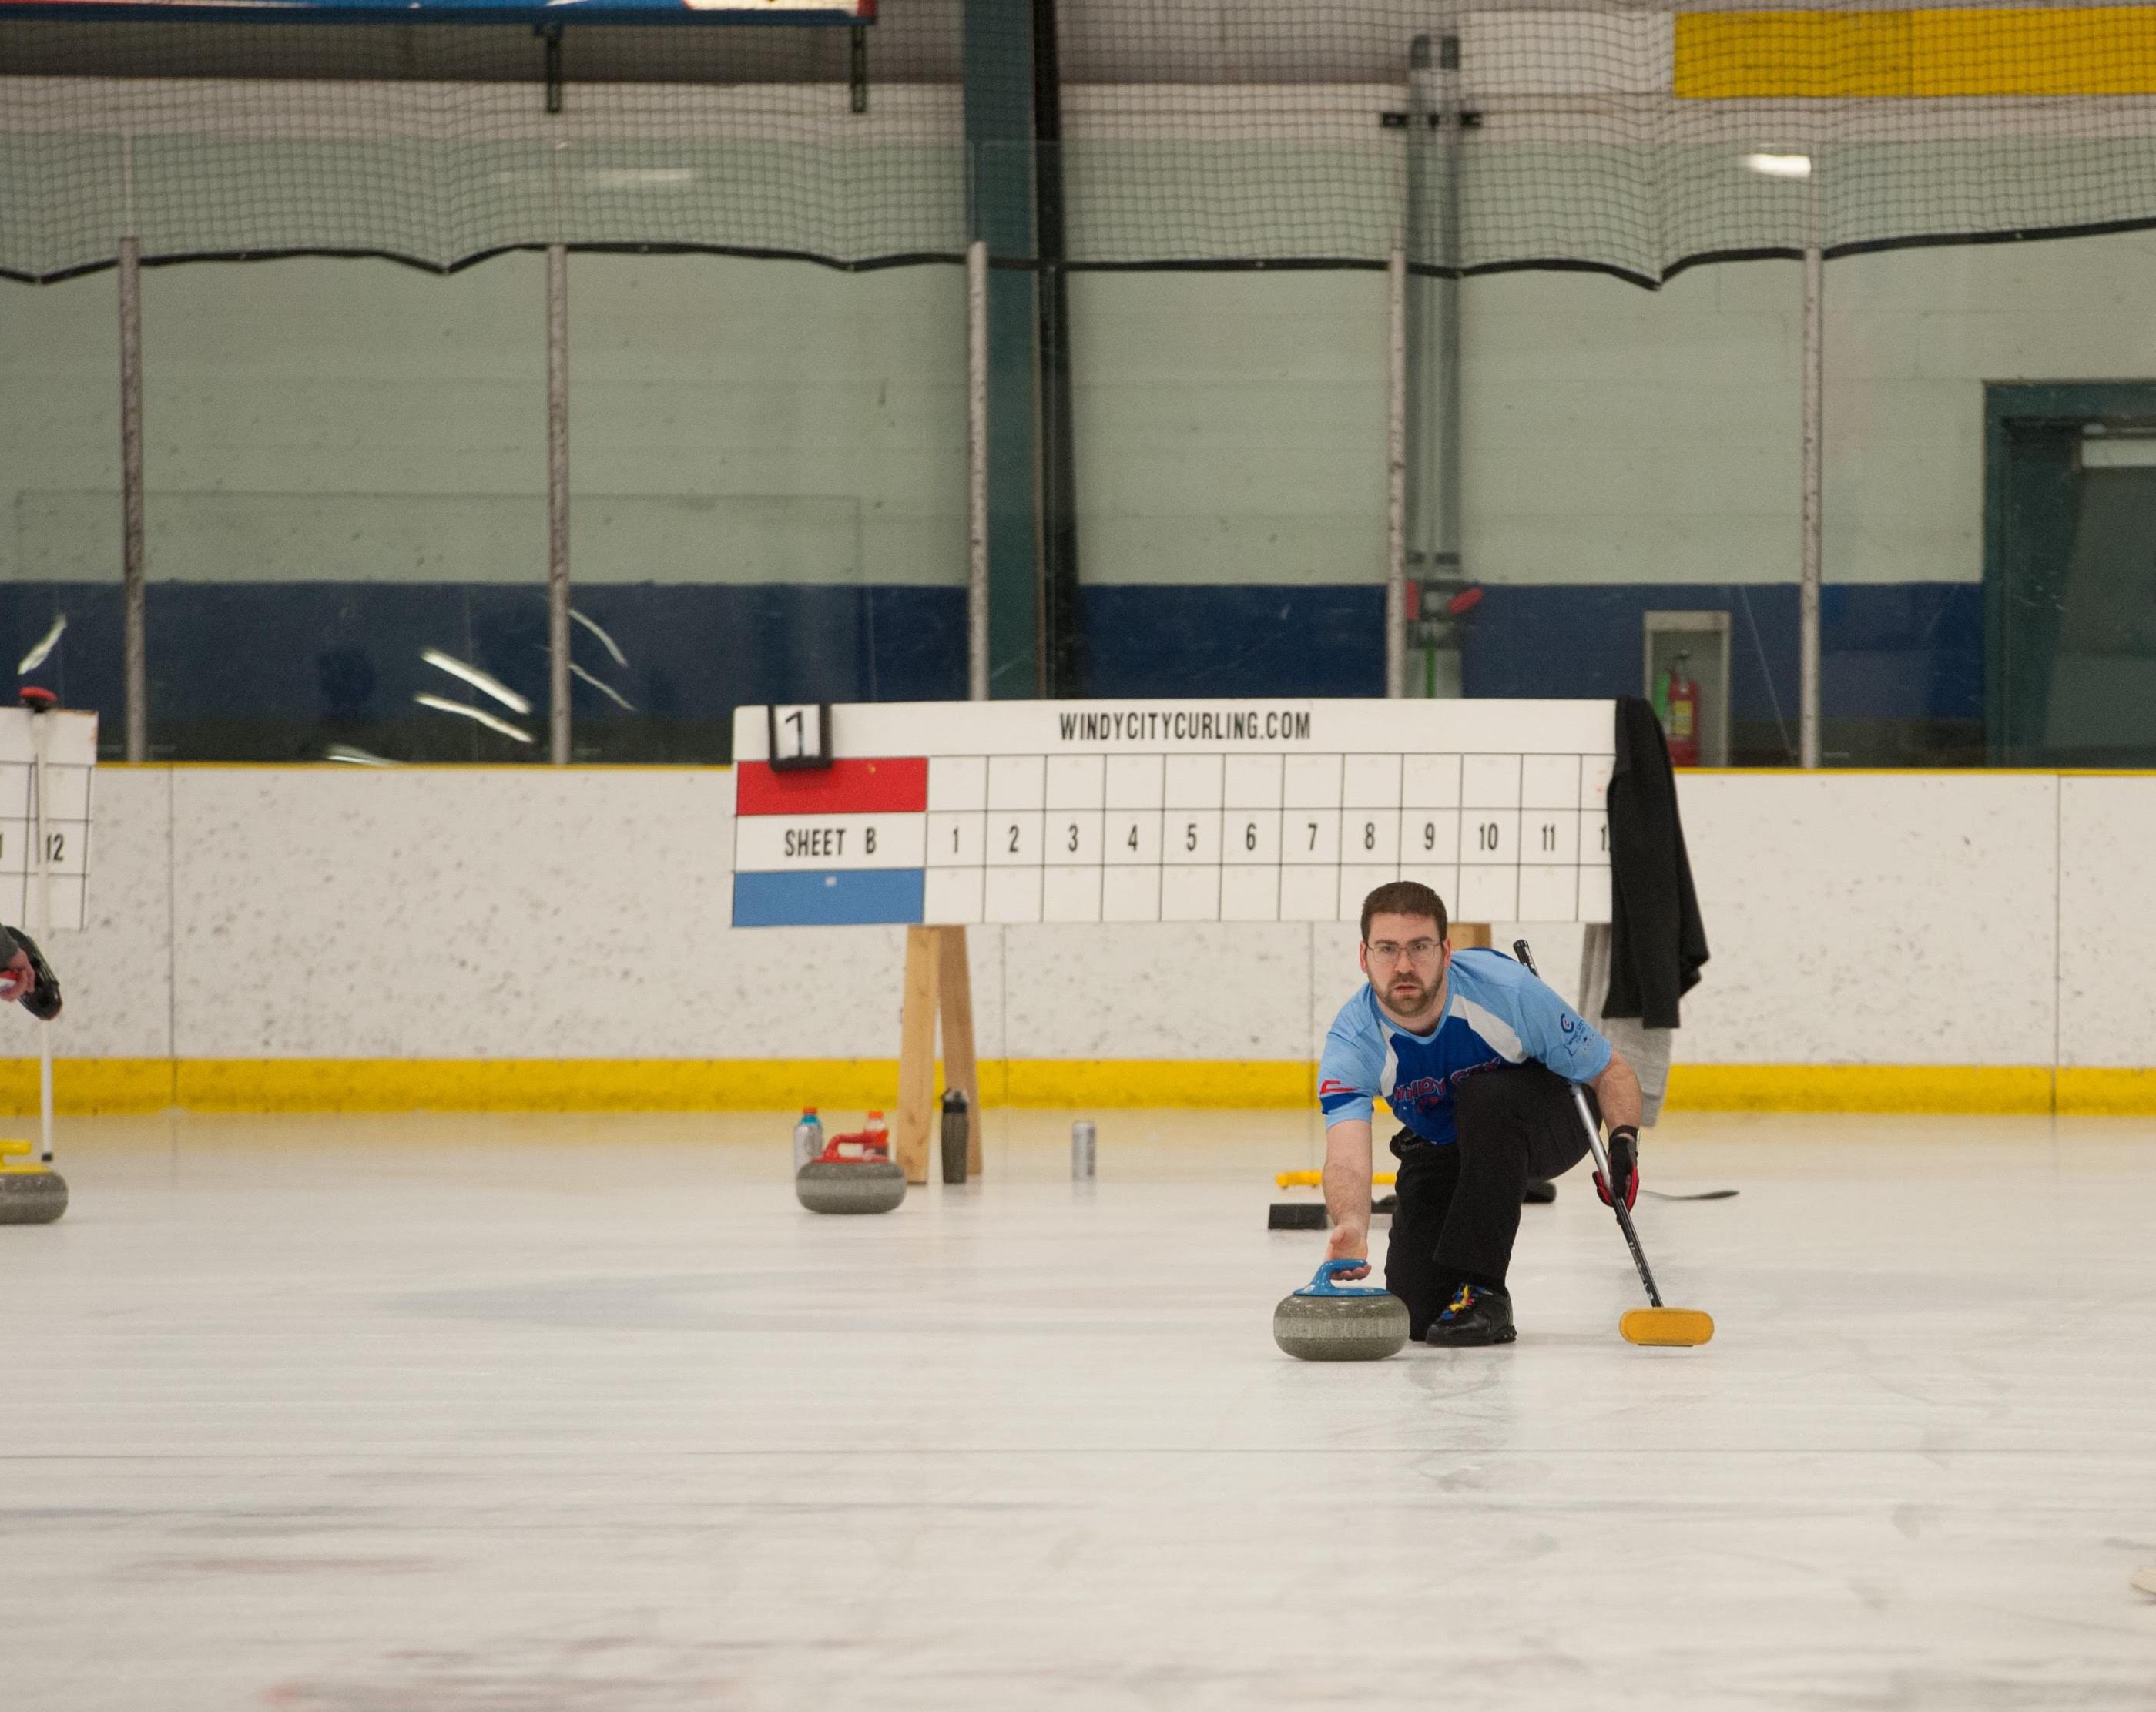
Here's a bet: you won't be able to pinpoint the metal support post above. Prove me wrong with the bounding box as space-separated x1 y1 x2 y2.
30 711 53 1161
967 240 990 702
119 236 146 762
1800 245 1822 770
546 243 571 766
1386 250 1408 699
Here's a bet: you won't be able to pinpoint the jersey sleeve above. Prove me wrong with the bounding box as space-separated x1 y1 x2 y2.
1317 998 1383 1128
1511 973 1614 1084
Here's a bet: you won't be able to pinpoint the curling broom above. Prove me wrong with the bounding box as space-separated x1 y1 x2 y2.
1513 939 1714 1348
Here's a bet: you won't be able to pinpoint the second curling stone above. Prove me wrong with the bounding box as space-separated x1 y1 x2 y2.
795 1127 907 1215
0 1139 67 1225
1272 1258 1409 1361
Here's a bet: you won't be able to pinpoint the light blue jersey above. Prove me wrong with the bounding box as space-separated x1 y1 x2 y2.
1318 948 1612 1147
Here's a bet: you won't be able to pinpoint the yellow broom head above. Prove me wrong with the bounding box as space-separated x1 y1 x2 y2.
1620 1307 1715 1347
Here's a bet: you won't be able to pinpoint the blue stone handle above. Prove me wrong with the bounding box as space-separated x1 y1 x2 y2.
1297 1257 1389 1298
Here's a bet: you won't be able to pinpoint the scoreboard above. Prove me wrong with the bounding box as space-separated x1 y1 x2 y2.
731 699 1616 929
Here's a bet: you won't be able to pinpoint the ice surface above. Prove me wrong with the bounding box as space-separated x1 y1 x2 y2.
5 1109 2154 1710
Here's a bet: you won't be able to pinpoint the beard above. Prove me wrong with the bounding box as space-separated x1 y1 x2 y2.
1383 970 1437 1014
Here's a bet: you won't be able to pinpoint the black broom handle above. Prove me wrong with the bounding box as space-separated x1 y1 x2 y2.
1512 939 1665 1311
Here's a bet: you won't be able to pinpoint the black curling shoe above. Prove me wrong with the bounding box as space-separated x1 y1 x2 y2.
1424 1284 1517 1347
1523 1178 1557 1204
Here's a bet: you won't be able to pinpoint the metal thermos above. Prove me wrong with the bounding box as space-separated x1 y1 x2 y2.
1071 1119 1096 1180
939 1088 970 1184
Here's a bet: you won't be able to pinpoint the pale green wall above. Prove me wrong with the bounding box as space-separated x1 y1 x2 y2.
1466 229 2156 589
0 269 120 585
10 232 2156 595
1068 270 1389 586
1464 260 1799 588
0 252 967 590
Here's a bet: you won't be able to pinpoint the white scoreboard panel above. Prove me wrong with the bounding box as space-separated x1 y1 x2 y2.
0 709 96 933
733 699 1615 929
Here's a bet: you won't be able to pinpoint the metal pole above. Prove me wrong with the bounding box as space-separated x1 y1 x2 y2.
31 711 52 1162
967 239 989 702
118 236 146 763
1435 28 1464 591
546 243 571 766
1800 245 1822 769
1385 250 1408 699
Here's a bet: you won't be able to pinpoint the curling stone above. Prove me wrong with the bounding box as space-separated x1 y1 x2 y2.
795 1130 906 1215
1272 1258 1409 1362
0 1140 66 1225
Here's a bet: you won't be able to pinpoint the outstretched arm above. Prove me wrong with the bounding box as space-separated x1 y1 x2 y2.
1586 1050 1642 1134
1321 1118 1375 1279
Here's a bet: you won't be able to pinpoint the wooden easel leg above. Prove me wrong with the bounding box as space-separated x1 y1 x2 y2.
895 925 940 1184
936 925 981 1177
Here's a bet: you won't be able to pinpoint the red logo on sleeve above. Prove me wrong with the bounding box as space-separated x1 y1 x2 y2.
1319 1079 1356 1096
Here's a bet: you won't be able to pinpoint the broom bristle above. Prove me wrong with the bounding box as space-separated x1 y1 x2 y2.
1620 1308 1715 1347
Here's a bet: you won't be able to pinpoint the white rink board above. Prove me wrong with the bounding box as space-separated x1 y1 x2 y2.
0 708 96 932
732 699 1616 929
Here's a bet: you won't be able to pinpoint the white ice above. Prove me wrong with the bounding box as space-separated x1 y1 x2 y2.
5 1111 2154 1710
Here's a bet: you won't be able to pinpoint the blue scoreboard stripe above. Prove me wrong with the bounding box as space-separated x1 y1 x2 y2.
733 868 926 927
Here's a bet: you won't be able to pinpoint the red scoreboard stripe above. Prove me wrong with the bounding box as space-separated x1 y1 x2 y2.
736 757 928 817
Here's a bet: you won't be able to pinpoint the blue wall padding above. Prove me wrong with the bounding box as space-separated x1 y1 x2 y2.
0 579 1980 754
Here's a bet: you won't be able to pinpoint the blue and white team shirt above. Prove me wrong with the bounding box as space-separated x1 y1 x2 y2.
1318 948 1613 1147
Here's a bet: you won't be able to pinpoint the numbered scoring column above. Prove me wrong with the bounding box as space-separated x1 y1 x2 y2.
1453 753 1608 923
0 760 92 930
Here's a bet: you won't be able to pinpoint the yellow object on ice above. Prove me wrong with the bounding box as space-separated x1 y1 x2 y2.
1620 1308 1715 1347
1274 1169 1397 1190
0 1137 47 1174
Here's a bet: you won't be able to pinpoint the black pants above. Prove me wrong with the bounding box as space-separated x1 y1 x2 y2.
1384 1064 1598 1338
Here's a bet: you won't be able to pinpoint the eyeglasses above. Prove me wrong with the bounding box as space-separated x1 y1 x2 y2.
1366 938 1443 967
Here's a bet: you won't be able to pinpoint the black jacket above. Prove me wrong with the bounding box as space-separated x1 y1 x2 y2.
1604 695 1708 1029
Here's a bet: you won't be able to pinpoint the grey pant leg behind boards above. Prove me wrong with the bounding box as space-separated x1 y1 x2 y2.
1579 922 1674 1126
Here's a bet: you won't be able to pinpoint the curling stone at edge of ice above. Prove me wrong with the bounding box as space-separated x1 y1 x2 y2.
0 1141 66 1225
794 1127 907 1215
1273 1258 1409 1361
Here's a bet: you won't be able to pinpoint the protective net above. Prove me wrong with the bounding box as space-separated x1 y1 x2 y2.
7 3 2156 283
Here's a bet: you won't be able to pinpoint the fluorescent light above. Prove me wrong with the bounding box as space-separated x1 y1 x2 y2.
570 607 629 668
16 615 65 675
421 648 531 715
585 168 697 190
1745 152 1812 179
324 745 396 767
414 693 535 744
569 661 636 712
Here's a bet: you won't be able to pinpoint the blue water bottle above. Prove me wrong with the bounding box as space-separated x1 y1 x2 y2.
792 1107 824 1171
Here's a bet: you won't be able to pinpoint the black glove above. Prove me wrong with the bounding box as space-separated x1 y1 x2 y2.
4 927 62 1021
1594 1124 1638 1211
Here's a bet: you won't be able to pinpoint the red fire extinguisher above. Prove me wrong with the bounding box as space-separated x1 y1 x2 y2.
1663 654 1700 767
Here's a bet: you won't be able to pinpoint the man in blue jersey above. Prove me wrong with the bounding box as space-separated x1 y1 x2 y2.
1319 880 1643 1346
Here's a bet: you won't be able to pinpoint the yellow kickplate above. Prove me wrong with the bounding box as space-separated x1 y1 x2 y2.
1620 1308 1715 1347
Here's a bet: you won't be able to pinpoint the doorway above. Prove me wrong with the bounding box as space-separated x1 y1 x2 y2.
1987 381 2156 766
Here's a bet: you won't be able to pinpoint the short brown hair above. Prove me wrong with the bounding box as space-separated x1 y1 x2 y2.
1360 880 1448 945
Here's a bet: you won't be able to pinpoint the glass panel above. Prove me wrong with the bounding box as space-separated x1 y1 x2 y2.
566 254 967 762
1445 263 1800 764
1070 266 1388 699
0 272 124 753
141 255 548 762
